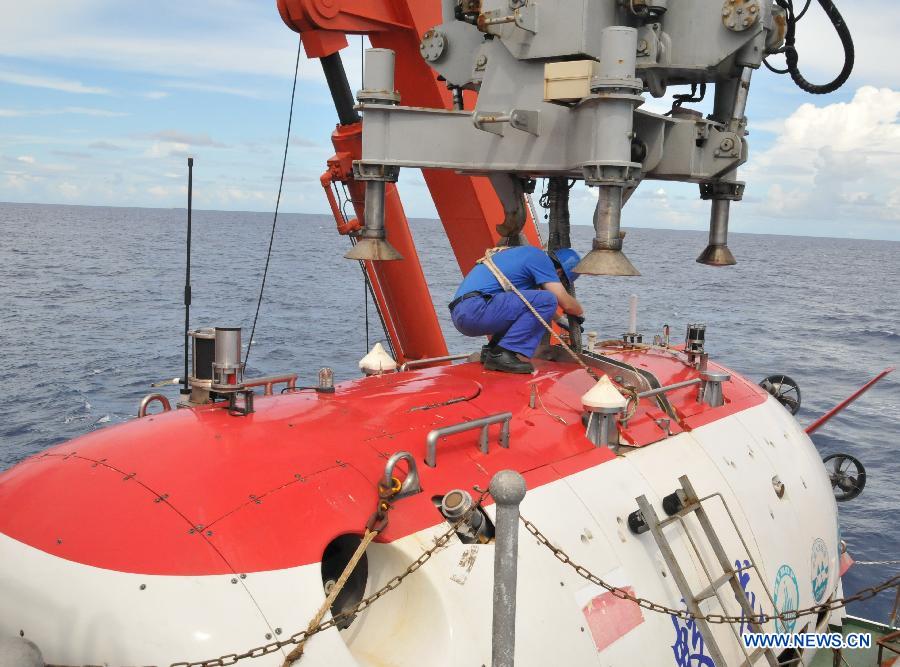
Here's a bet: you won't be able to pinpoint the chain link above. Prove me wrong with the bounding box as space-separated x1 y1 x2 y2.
169 490 488 667
521 515 900 625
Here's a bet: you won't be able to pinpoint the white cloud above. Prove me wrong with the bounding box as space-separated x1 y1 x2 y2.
0 106 126 117
16 155 35 164
0 70 109 94
141 91 169 100
161 81 262 99
743 86 900 223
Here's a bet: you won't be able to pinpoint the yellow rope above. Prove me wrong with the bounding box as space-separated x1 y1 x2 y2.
281 528 380 666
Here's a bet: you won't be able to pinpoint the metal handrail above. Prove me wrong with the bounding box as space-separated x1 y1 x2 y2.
138 393 172 418
637 378 702 400
425 412 512 467
243 374 298 396
399 353 472 372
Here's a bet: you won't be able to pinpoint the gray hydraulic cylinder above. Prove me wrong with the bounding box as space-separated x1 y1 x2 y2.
490 470 527 667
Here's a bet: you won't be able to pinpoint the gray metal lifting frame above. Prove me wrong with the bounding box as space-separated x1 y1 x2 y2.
351 0 787 271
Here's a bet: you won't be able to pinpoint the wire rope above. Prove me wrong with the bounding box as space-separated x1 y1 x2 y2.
243 38 302 368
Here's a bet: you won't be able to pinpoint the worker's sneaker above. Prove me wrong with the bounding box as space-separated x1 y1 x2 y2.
484 347 534 374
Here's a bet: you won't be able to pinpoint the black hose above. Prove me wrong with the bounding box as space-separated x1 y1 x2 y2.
780 0 854 95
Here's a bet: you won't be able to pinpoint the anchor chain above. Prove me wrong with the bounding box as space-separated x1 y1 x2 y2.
522 515 900 625
170 489 489 667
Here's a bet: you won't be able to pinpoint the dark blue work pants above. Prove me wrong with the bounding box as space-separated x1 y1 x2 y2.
451 290 558 358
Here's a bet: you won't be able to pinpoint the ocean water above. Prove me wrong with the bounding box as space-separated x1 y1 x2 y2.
1 201 897 622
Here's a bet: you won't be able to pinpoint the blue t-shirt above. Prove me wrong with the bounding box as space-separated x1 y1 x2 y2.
454 246 559 299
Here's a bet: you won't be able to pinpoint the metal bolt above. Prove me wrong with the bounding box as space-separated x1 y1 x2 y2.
750 4 758 12
720 137 735 151
139 584 146 590
240 573 247 579
476 55 488 67
265 633 272 640
728 21 735 28
736 7 743 14
743 16 751 25
275 628 282 635
231 578 238 584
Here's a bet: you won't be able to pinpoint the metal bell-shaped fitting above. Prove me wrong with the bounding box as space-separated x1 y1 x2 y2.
576 185 640 276
575 246 641 277
359 342 398 375
696 243 737 266
345 237 403 261
344 179 403 261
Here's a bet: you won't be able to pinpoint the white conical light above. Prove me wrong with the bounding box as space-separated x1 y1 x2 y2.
582 375 627 411
359 342 397 375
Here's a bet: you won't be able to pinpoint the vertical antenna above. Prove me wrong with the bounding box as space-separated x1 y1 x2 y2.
182 156 194 396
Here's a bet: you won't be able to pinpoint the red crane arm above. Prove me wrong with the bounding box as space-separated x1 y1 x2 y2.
278 0 540 362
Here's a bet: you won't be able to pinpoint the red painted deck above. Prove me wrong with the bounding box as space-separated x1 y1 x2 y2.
0 349 766 576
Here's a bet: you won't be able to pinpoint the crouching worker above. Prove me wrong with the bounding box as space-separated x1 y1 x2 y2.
449 246 584 374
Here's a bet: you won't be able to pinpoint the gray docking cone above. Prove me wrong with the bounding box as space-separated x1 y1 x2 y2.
696 243 737 266
0 637 44 667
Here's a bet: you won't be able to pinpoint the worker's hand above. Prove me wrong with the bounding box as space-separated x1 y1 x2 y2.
569 314 586 326
542 282 584 316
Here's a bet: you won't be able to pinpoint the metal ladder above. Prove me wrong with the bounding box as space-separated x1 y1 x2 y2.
635 475 804 667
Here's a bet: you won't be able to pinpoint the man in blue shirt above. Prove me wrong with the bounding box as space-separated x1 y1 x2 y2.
449 246 584 373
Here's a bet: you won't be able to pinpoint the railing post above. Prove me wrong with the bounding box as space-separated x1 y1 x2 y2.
490 470 526 667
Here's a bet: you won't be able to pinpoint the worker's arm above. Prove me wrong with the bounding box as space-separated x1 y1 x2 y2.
542 282 584 316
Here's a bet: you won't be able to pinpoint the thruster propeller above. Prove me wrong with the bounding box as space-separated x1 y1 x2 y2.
822 453 867 502
759 374 802 415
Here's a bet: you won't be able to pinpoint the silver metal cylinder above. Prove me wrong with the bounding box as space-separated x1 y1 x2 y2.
214 327 241 369
731 67 753 127
363 180 386 238
594 185 623 251
358 48 399 104
212 327 243 389
490 470 526 667
708 200 730 246
598 27 638 80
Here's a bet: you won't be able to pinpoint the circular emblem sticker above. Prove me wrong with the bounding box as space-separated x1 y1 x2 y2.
774 564 800 633
811 538 830 603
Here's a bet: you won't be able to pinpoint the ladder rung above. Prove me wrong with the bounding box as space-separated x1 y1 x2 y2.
657 500 703 527
694 569 735 602
741 646 771 666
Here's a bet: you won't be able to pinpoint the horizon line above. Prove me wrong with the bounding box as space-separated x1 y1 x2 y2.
2 199 898 244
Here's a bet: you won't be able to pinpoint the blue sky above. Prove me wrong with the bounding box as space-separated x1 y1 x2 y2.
1 0 898 240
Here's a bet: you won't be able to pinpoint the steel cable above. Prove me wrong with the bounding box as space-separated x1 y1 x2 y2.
243 38 302 368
